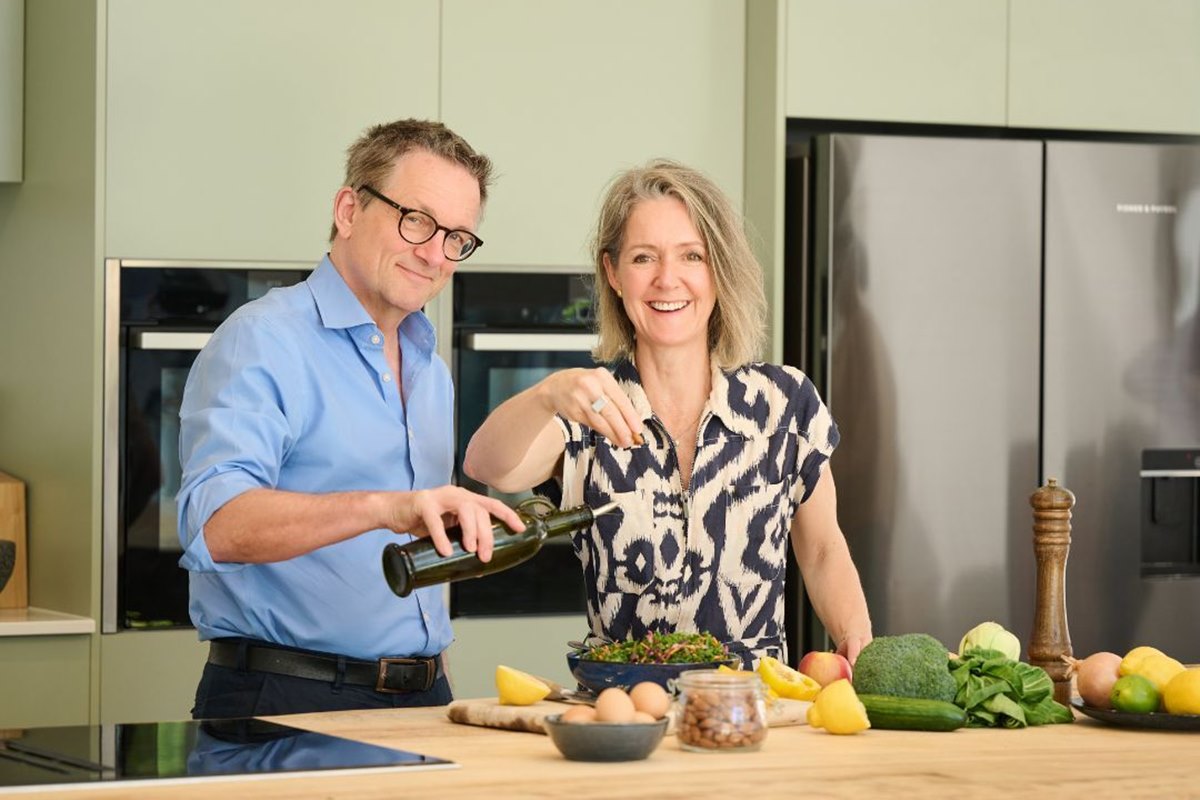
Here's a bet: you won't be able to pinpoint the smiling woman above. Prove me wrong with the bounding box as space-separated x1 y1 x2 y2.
463 159 873 670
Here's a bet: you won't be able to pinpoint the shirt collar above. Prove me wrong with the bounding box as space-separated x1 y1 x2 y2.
309 254 374 330
308 254 437 359
612 358 760 438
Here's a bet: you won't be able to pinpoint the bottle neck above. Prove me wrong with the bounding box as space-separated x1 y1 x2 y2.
540 505 595 538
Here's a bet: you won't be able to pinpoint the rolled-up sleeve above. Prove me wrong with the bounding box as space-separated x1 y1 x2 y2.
792 372 840 505
176 315 298 573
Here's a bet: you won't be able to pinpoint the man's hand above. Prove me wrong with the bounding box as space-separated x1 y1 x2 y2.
385 486 526 562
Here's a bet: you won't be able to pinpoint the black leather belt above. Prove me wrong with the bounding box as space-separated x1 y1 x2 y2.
208 639 439 694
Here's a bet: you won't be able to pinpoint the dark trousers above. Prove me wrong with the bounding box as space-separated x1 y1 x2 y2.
192 649 453 719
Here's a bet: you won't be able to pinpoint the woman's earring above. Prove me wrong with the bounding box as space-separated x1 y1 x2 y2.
616 288 623 298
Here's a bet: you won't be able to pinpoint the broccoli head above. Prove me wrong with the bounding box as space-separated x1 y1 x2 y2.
851 633 956 702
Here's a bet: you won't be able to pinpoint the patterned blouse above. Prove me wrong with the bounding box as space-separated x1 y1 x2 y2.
555 359 840 667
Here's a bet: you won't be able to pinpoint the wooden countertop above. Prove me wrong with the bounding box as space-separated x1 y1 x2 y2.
5 703 1195 798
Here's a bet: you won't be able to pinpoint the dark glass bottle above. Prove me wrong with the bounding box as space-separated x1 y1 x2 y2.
382 497 619 597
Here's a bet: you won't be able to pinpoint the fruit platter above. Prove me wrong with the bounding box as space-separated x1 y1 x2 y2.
1069 699 1200 730
1064 645 1200 730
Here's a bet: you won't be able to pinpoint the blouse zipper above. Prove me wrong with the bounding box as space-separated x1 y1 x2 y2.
673 411 711 523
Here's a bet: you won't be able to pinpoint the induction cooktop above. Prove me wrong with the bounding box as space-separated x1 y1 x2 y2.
0 718 454 790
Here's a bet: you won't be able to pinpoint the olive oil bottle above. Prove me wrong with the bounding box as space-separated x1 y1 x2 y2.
382 497 619 597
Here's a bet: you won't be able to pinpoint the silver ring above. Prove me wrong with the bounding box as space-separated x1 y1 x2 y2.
590 395 609 413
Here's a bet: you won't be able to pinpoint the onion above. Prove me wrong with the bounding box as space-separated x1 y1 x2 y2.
1062 651 1122 708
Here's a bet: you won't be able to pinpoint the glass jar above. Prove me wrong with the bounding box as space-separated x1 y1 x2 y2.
675 669 768 753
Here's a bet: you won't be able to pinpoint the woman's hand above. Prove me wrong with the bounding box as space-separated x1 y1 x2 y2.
538 367 644 448
836 632 873 665
385 486 526 562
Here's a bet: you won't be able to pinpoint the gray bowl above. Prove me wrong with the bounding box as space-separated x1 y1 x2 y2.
543 714 668 762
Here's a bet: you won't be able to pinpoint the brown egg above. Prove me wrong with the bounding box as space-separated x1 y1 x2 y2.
631 710 657 724
560 705 597 724
628 681 671 719
593 687 636 723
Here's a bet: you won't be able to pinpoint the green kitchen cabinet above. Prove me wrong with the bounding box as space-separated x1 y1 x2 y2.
784 0 1009 126
99 631 208 724
1008 0 1200 134
439 0 747 270
104 0 440 262
0 0 23 182
0 637 91 728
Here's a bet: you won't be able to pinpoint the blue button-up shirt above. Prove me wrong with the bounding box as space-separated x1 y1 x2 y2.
176 255 453 660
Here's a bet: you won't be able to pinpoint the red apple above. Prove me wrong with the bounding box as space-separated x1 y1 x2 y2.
798 650 853 687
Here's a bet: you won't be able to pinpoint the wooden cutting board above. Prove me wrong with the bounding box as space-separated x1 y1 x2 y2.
447 697 812 735
0 472 27 609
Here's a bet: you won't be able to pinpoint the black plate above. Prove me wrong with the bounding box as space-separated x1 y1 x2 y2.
1071 699 1200 731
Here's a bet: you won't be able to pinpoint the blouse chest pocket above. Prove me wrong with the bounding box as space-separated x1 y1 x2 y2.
717 431 800 581
722 478 792 577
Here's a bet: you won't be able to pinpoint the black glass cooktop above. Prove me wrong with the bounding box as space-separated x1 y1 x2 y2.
0 718 453 789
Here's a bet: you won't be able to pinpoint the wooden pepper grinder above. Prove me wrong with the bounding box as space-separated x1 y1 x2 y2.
1029 478 1075 705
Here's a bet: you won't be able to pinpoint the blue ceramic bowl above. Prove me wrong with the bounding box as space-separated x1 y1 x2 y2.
566 652 739 695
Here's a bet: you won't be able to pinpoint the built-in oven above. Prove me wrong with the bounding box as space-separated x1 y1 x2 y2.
102 260 311 633
445 269 598 616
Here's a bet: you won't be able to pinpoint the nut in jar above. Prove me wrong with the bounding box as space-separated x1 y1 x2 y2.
675 669 768 752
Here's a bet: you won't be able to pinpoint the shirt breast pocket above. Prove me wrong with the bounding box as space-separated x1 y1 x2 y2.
721 476 793 582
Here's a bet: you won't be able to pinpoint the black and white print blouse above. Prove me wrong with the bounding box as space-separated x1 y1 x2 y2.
555 358 840 667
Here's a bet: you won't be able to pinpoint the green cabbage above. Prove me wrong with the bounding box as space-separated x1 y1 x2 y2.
958 621 1021 661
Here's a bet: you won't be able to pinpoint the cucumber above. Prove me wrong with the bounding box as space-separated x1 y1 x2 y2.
857 694 967 731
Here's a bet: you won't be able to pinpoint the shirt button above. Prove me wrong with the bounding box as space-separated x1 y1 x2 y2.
371 334 381 345
422 613 430 622
382 373 392 382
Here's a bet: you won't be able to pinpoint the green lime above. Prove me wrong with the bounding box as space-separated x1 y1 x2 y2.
1110 674 1160 713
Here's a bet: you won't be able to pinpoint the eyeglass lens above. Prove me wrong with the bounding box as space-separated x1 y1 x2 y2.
397 211 477 261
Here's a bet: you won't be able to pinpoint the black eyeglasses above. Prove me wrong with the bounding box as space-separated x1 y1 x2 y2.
358 185 482 262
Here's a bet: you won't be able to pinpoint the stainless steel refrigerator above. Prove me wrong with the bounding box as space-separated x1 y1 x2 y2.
785 133 1200 663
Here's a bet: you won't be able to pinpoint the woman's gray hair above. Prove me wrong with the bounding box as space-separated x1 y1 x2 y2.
591 159 767 369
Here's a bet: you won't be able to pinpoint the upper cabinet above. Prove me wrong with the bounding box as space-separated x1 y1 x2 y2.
104 0 440 262
1008 0 1200 134
785 0 1009 126
0 0 22 182
440 0 746 269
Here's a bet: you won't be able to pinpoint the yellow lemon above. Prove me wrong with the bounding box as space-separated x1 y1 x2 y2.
1120 646 1185 693
757 656 821 701
495 665 550 706
1163 668 1200 715
1119 645 1164 676
806 679 871 735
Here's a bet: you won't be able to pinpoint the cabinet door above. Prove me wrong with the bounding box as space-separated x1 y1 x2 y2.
105 0 440 262
440 0 746 269
786 0 1008 125
0 0 22 182
0 638 90 727
1009 0 1200 134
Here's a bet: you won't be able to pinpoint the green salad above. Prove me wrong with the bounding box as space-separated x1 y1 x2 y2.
583 631 730 664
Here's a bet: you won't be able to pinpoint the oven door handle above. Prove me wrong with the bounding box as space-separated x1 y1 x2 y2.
462 332 598 352
131 331 213 351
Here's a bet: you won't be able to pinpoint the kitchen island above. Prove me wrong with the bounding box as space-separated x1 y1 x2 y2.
2 704 1193 798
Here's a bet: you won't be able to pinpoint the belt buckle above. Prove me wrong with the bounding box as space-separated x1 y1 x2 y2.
376 657 434 694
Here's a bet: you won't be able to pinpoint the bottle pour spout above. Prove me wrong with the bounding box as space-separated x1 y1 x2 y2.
591 500 620 517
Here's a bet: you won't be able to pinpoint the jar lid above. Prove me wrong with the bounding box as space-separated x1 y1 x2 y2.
677 669 761 690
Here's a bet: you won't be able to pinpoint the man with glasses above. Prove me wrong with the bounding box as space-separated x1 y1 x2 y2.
176 119 523 718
